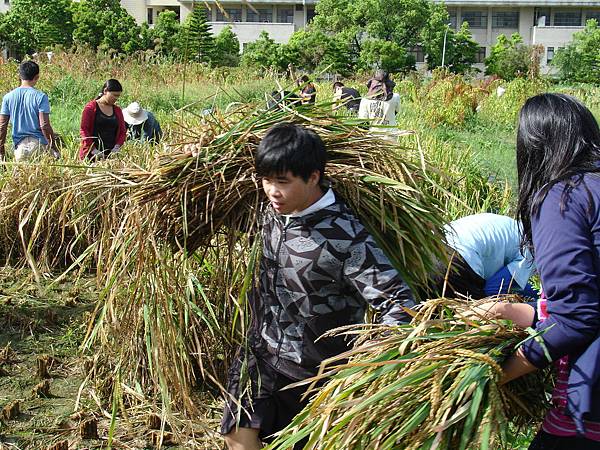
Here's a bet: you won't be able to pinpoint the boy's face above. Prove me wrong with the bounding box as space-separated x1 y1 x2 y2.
261 170 322 215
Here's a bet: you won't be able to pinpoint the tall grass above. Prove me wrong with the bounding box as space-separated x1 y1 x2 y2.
0 51 572 446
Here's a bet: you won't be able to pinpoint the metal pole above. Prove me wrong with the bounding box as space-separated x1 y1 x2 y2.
441 26 448 68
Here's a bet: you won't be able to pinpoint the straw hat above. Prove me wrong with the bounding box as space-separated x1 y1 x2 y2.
123 102 148 126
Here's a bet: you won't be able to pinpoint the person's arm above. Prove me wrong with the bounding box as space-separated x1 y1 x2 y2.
114 106 126 148
501 347 538 384
79 102 96 159
516 184 600 372
343 227 415 324
0 114 9 161
38 112 60 158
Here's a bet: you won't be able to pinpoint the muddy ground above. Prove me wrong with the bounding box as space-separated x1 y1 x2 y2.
0 269 222 450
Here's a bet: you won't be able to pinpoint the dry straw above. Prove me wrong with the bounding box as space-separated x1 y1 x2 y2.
79 103 451 417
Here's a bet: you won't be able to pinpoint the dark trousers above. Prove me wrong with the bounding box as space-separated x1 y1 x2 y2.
529 430 600 450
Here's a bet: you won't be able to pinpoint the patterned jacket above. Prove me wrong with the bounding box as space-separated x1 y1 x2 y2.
249 194 415 380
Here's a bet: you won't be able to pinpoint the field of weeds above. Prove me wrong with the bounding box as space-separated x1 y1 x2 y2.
0 52 598 449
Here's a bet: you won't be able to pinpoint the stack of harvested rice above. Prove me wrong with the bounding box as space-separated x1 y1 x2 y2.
268 298 551 450
80 103 452 416
95 103 449 290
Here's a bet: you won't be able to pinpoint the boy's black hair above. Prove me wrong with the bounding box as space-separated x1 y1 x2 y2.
256 123 327 182
333 81 344 90
19 61 40 81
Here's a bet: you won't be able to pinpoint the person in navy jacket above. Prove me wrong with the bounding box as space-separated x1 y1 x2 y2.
496 93 600 449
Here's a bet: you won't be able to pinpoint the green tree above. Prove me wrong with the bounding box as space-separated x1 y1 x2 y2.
149 10 182 56
0 0 74 56
282 28 352 74
213 25 240 67
313 0 449 72
180 6 215 63
423 20 479 74
240 31 288 71
552 19 600 83
357 39 414 73
485 33 532 80
73 0 142 53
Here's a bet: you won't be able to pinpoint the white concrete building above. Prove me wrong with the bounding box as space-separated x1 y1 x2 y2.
136 0 317 46
438 1 600 70
117 0 600 70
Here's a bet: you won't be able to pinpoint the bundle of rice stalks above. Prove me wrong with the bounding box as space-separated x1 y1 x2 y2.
80 103 453 418
91 103 449 290
268 297 552 450
0 161 129 276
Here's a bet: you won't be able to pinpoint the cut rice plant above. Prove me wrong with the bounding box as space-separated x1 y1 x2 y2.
267 297 552 450
79 102 454 417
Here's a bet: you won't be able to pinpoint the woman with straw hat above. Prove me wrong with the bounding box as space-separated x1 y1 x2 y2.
79 79 126 160
122 102 162 144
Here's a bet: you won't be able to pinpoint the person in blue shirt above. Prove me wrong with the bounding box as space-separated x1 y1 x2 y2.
122 102 162 144
430 213 537 299
0 60 58 161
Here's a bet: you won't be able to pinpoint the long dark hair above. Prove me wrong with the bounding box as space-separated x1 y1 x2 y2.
96 79 123 99
516 93 600 250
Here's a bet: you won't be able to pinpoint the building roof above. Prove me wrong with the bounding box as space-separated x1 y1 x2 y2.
439 0 600 5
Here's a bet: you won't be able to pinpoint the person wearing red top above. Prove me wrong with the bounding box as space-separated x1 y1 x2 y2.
79 79 126 160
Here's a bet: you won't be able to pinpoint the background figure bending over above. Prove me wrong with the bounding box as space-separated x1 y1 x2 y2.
123 102 162 144
297 75 317 104
431 213 537 300
79 79 126 160
332 81 361 113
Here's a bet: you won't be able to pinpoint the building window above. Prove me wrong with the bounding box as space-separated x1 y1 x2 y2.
277 8 294 23
492 11 519 28
448 9 457 29
534 8 550 26
475 46 486 63
546 46 554 64
4 0 9 4
247 7 272 23
147 8 153 25
217 8 242 22
554 10 582 26
307 7 316 23
462 11 488 29
585 10 600 23
410 46 425 63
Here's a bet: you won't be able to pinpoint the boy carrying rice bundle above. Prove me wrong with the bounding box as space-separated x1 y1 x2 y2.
220 123 417 450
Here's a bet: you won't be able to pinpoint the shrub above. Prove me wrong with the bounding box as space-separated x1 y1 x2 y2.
357 39 414 74
416 70 480 127
485 33 539 81
213 26 240 67
476 77 548 128
283 29 352 75
552 20 600 84
240 31 288 72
